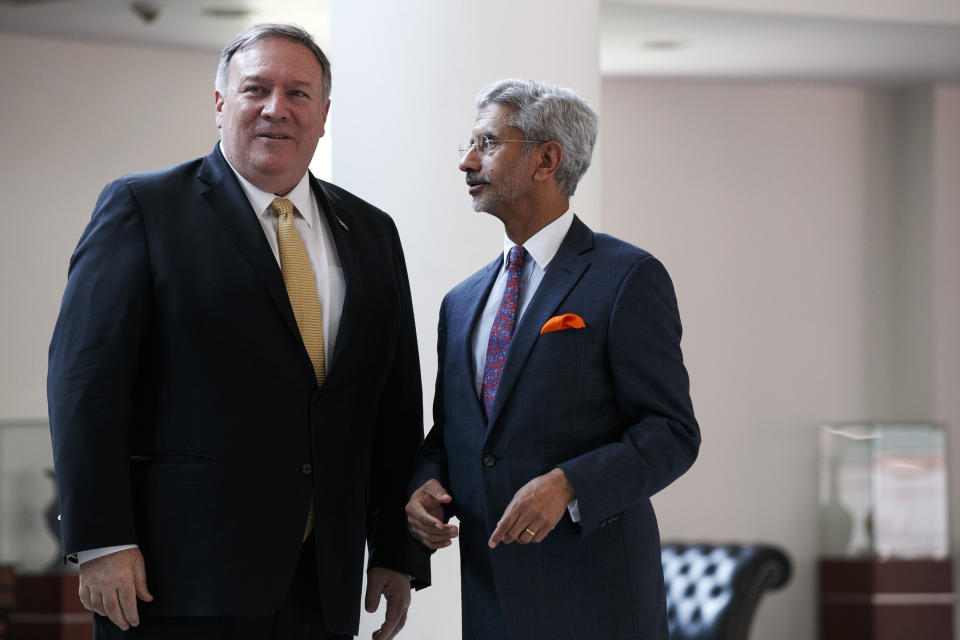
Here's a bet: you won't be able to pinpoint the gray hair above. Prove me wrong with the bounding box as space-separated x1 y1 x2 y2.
477 79 597 197
216 23 331 100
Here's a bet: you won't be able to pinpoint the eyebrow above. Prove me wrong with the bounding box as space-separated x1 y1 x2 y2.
237 75 316 88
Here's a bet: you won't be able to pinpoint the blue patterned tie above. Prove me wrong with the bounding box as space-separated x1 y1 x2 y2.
481 246 527 419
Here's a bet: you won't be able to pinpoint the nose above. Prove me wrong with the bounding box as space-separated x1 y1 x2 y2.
261 91 288 120
459 144 480 172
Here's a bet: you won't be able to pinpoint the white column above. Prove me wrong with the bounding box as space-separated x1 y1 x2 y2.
329 2 600 638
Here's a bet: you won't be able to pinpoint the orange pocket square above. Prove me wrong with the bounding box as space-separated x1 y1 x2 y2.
540 313 586 334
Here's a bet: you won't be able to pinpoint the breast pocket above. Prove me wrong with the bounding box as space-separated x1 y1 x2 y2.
528 325 601 378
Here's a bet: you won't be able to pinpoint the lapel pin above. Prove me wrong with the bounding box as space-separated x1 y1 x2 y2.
336 216 349 231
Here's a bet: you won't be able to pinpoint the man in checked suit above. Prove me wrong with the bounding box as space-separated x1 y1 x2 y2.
406 79 701 639
48 24 427 639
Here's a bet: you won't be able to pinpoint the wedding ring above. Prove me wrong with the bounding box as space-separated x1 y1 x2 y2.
524 527 537 537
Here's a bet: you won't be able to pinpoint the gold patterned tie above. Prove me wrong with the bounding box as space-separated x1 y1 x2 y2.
270 197 323 540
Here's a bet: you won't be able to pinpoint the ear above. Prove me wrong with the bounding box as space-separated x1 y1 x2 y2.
215 90 225 129
532 141 563 183
318 98 332 138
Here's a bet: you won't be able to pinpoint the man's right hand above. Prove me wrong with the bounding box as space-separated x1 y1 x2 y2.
79 547 153 630
405 479 458 549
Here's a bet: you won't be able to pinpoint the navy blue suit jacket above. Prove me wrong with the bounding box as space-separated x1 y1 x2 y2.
414 216 700 639
48 144 429 634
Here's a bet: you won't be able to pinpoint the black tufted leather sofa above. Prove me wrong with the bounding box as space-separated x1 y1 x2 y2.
661 542 791 640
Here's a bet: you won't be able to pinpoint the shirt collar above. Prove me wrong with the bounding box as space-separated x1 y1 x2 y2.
224 161 314 227
501 209 574 271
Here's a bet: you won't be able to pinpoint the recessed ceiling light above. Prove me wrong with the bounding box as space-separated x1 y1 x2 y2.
203 7 257 19
640 40 685 51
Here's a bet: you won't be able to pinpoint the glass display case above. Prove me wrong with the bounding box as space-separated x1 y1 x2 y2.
818 421 949 559
817 422 953 640
0 418 60 573
0 419 88 639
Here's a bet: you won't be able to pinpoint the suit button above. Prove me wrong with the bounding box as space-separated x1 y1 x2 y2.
300 463 313 475
482 454 496 468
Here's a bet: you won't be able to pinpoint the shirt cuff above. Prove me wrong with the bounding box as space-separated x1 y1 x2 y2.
567 499 581 523
76 544 139 565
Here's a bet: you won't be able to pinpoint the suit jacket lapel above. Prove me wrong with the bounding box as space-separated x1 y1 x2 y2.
311 179 358 372
197 144 303 344
485 217 594 431
450 257 502 419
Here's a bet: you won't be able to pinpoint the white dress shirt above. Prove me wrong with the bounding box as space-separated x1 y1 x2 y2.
78 165 343 565
470 210 581 522
471 210 574 393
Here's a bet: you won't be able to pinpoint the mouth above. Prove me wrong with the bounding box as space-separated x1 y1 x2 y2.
466 179 489 195
258 133 293 140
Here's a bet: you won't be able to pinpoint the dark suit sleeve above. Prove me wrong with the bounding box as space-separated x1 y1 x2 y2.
48 178 152 558
557 255 700 537
366 219 431 587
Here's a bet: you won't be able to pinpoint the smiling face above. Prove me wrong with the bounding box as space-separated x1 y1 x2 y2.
459 103 538 222
215 37 330 195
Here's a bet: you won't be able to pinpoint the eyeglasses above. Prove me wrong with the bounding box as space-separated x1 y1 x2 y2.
459 135 543 160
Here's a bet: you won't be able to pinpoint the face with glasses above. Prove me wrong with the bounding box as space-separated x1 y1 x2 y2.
458 103 542 218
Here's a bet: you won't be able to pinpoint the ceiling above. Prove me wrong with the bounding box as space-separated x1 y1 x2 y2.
1 0 959 84
602 2 960 84
0 0 330 51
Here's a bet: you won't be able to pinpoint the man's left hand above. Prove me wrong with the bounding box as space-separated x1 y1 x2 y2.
488 468 575 548
365 567 411 640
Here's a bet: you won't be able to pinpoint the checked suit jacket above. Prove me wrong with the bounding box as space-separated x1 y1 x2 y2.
413 216 700 640
48 143 429 635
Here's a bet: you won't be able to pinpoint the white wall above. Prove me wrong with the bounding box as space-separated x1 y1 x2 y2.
931 84 960 635
0 32 221 419
601 77 960 640
0 31 220 568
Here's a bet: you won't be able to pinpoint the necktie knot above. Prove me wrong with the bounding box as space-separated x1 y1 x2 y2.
508 245 527 271
270 197 295 219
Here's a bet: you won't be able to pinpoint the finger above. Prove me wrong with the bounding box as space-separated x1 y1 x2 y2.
118 581 141 627
377 606 409 640
364 575 383 614
408 494 453 529
412 532 452 548
406 511 445 532
423 481 452 503
102 590 130 630
533 525 552 543
134 559 154 602
411 523 458 542
418 532 457 546
514 525 533 545
489 508 519 548
78 584 91 612
501 514 526 545
87 590 105 616
405 502 446 529
378 593 406 640
415 535 453 550
514 520 543 545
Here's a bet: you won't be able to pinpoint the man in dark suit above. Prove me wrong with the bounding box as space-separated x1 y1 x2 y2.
48 23 428 640
406 79 700 639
